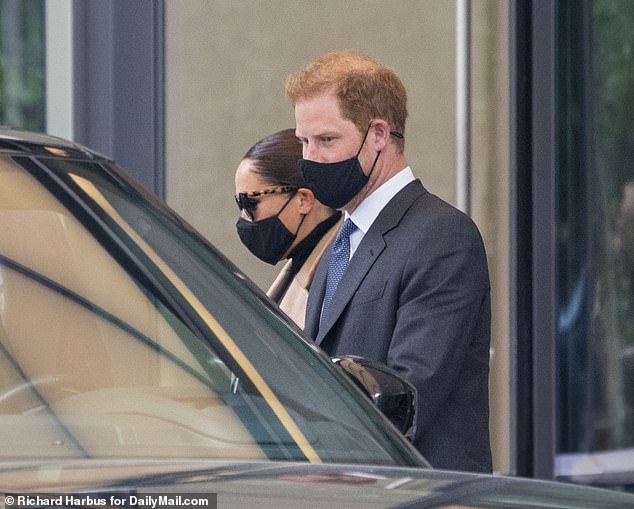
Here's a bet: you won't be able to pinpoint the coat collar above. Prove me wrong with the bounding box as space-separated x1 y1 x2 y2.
268 217 342 302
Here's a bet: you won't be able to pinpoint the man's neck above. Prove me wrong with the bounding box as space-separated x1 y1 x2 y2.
344 152 408 215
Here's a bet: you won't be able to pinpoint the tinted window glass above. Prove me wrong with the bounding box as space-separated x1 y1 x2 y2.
0 155 422 467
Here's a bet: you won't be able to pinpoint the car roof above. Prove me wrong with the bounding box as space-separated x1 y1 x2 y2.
0 128 109 160
2 459 633 508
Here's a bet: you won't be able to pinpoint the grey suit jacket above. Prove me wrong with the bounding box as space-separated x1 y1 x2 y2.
304 179 492 472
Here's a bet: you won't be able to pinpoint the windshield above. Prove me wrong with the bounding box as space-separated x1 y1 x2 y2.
0 153 423 467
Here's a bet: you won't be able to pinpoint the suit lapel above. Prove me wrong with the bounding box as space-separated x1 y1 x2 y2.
315 232 385 344
315 180 426 344
304 246 329 338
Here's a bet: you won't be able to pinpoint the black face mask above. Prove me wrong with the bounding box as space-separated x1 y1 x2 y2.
236 192 305 265
300 123 380 209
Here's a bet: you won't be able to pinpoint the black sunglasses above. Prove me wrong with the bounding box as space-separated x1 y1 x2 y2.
234 185 298 220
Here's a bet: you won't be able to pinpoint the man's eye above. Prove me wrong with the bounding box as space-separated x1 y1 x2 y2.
320 137 334 144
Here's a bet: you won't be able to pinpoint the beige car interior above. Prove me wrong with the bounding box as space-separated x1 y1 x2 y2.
0 158 264 459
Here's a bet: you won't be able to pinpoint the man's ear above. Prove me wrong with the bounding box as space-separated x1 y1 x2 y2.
296 188 315 214
371 119 391 150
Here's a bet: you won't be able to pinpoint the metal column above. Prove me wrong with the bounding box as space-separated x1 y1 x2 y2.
456 0 471 214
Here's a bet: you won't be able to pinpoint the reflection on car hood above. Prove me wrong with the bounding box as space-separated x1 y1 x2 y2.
1 460 633 509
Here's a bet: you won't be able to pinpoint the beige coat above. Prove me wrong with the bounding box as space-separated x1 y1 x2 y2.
267 218 342 329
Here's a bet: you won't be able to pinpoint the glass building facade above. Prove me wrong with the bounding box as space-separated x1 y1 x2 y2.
0 0 45 132
556 0 634 473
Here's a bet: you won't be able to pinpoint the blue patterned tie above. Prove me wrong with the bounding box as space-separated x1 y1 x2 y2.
322 218 358 315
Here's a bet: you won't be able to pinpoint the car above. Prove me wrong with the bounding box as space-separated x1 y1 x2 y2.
0 129 632 508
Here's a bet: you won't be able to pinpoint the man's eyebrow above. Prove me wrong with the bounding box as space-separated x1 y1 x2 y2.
300 131 339 138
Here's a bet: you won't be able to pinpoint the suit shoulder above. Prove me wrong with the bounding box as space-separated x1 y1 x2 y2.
406 191 483 238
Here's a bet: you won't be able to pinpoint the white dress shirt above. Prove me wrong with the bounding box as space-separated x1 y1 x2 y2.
346 166 415 259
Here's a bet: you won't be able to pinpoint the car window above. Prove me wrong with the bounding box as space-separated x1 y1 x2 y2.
0 155 423 467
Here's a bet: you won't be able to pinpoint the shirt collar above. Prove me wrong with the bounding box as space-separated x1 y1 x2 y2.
347 166 415 234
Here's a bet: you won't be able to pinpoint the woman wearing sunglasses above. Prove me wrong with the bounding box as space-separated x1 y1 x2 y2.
235 128 341 328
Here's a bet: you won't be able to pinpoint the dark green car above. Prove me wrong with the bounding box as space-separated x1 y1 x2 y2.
0 130 632 508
